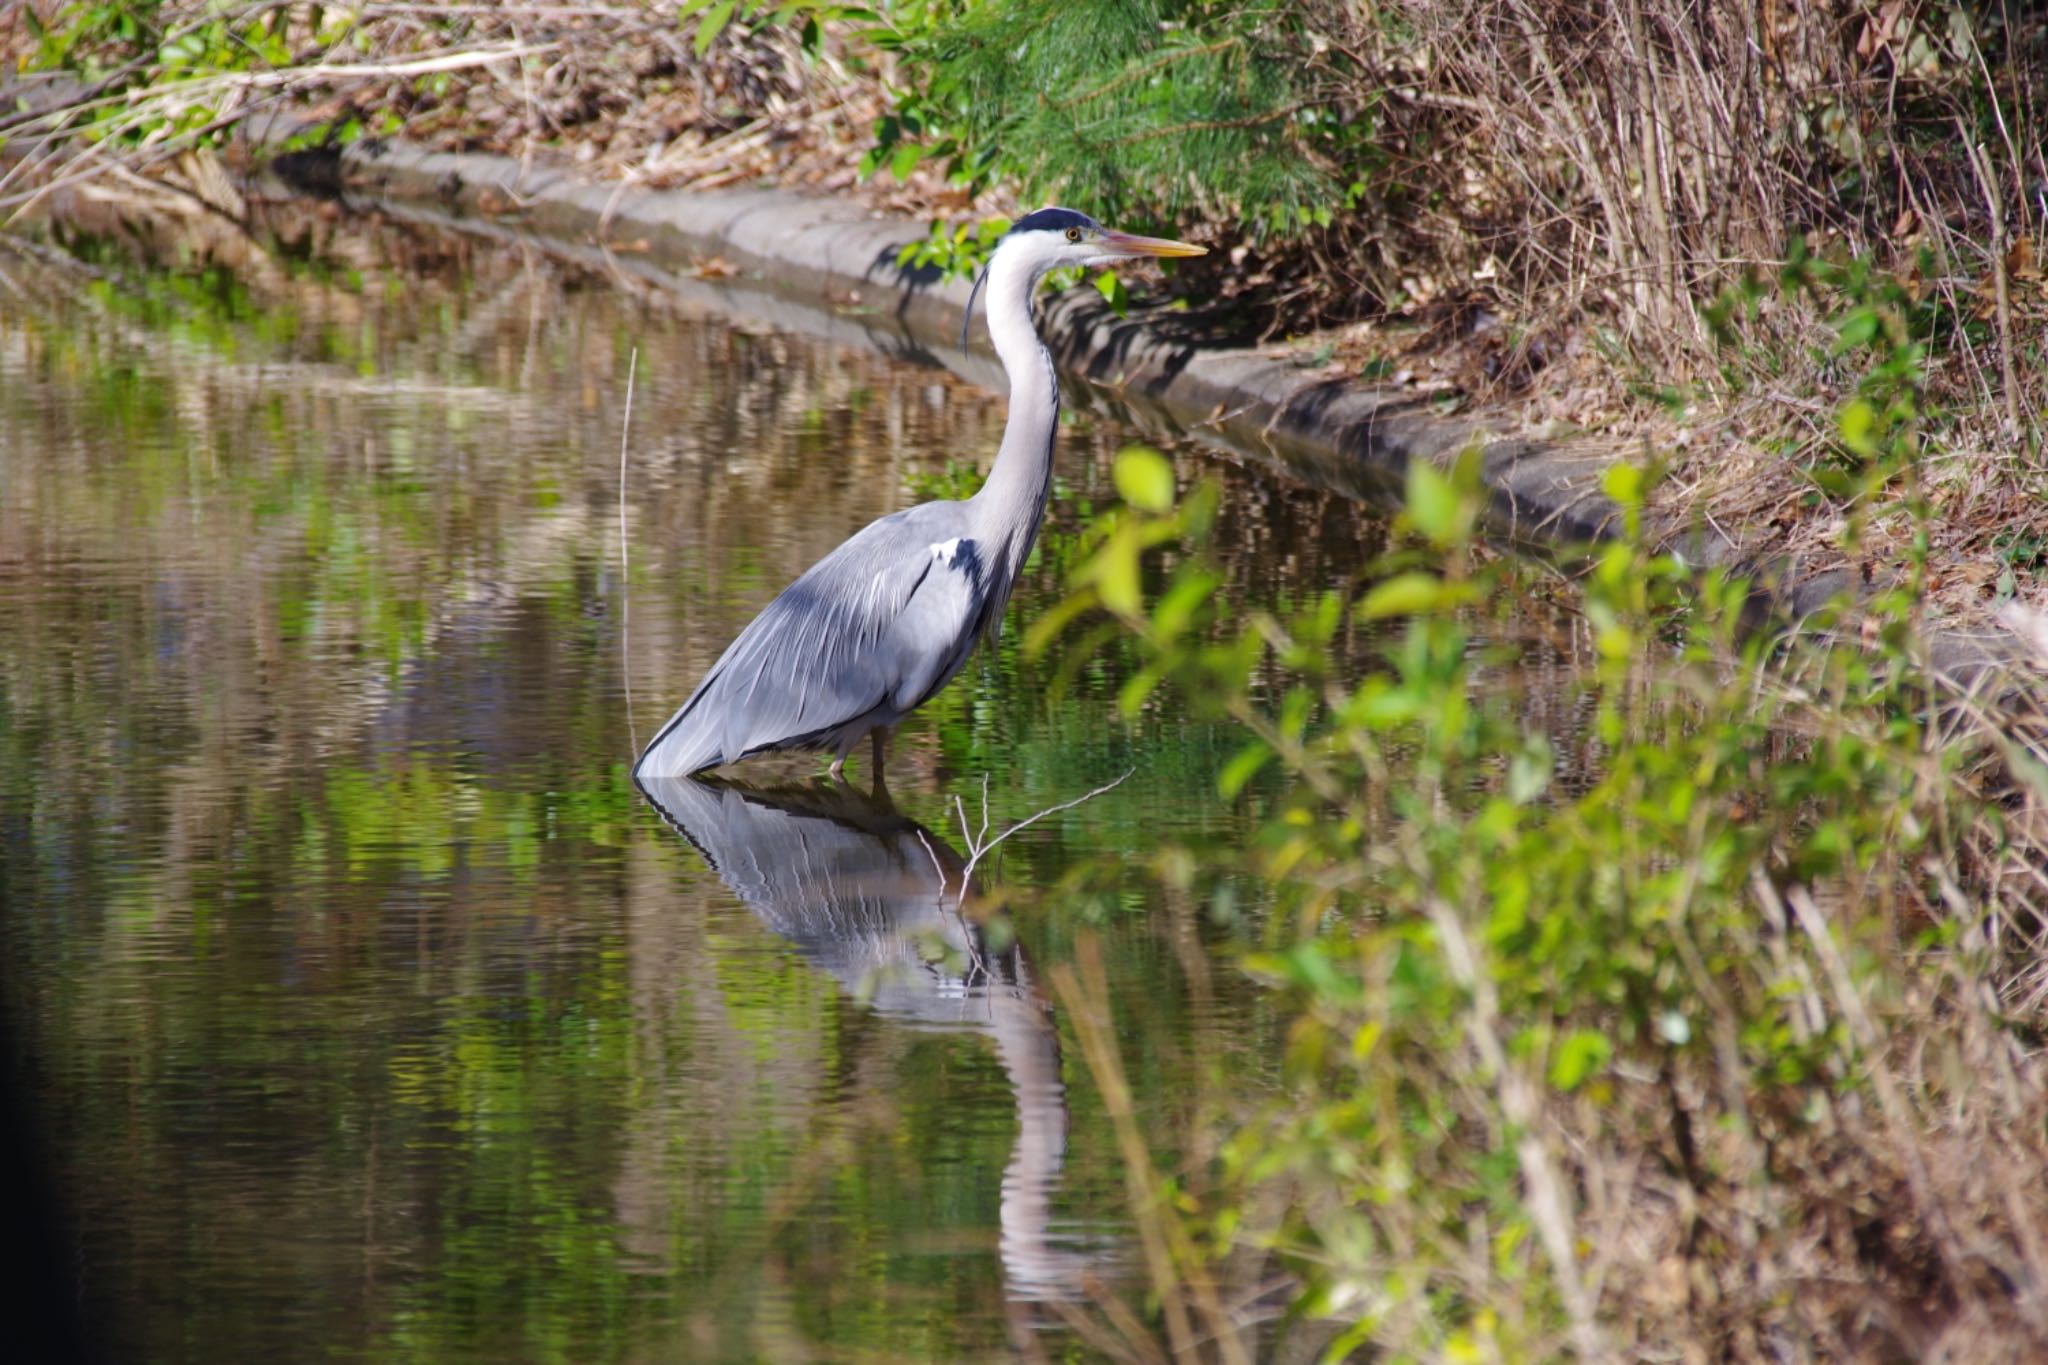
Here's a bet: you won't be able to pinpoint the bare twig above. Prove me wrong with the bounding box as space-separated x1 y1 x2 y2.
1784 883 1976 1293
958 768 1134 886
914 828 949 896
618 346 638 752
1962 131 2024 443
1407 824 1608 1362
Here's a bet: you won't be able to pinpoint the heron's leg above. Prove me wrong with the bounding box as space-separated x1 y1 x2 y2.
869 727 892 799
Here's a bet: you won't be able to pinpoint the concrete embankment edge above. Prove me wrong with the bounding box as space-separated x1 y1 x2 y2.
299 140 1617 536
274 136 2022 682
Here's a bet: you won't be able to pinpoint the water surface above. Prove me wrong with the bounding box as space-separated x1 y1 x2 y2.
2 201 1469 1362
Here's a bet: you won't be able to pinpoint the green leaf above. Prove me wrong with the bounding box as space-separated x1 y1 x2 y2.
1833 307 1879 351
1094 268 1129 317
1217 741 1272 798
1548 1030 1613 1091
1279 941 1362 1004
1150 568 1218 640
1404 459 1469 547
1117 665 1164 716
1601 462 1644 506
693 0 738 56
1020 587 1099 658
1357 572 1470 620
1113 446 1175 513
1095 536 1143 617
1839 398 1878 457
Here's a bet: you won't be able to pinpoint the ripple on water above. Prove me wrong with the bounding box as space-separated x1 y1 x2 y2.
0 202 1525 1362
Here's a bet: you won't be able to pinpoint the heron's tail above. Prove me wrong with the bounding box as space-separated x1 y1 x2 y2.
632 694 724 778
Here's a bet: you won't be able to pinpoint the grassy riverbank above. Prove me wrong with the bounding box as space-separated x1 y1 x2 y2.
6 1 2045 641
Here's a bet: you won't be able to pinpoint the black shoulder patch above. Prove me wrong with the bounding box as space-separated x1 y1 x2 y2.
947 538 984 584
1009 207 1099 236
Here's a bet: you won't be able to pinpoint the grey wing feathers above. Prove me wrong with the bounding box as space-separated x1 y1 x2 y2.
634 503 990 777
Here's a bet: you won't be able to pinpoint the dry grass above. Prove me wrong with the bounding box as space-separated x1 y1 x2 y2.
1312 1 2048 641
0 3 961 215
1328 2 2045 356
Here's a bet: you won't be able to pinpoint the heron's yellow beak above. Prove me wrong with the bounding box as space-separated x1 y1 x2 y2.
1098 230 1208 258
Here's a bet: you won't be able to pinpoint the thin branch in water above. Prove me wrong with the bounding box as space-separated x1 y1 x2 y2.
978 771 992 851
915 828 949 898
959 768 1135 886
618 346 638 753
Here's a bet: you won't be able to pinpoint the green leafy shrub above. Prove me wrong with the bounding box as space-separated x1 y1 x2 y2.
18 1 332 151
870 0 1373 240
1031 283 2046 1356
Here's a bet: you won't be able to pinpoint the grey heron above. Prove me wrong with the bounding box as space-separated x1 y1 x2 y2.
632 208 1205 780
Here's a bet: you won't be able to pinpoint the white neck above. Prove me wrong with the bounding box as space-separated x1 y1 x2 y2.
970 241 1061 563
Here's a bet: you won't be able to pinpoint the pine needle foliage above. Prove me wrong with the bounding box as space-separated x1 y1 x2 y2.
879 0 1374 239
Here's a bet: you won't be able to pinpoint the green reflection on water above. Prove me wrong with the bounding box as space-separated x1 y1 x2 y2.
0 206 1345 1362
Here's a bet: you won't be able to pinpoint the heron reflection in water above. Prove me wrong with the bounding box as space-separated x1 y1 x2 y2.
633 209 1205 781
636 774 1105 1306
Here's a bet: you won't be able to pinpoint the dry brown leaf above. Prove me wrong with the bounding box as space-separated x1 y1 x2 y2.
2008 236 2040 282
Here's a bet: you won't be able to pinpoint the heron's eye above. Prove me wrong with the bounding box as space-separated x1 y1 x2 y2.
1065 227 1082 243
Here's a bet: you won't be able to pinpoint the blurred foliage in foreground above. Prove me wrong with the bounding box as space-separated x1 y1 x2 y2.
1032 265 2048 1358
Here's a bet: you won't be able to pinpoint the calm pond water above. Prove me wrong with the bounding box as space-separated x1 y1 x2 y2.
0 203 1592 1363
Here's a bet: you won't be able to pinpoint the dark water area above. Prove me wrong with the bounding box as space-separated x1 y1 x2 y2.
0 203 1594 1362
